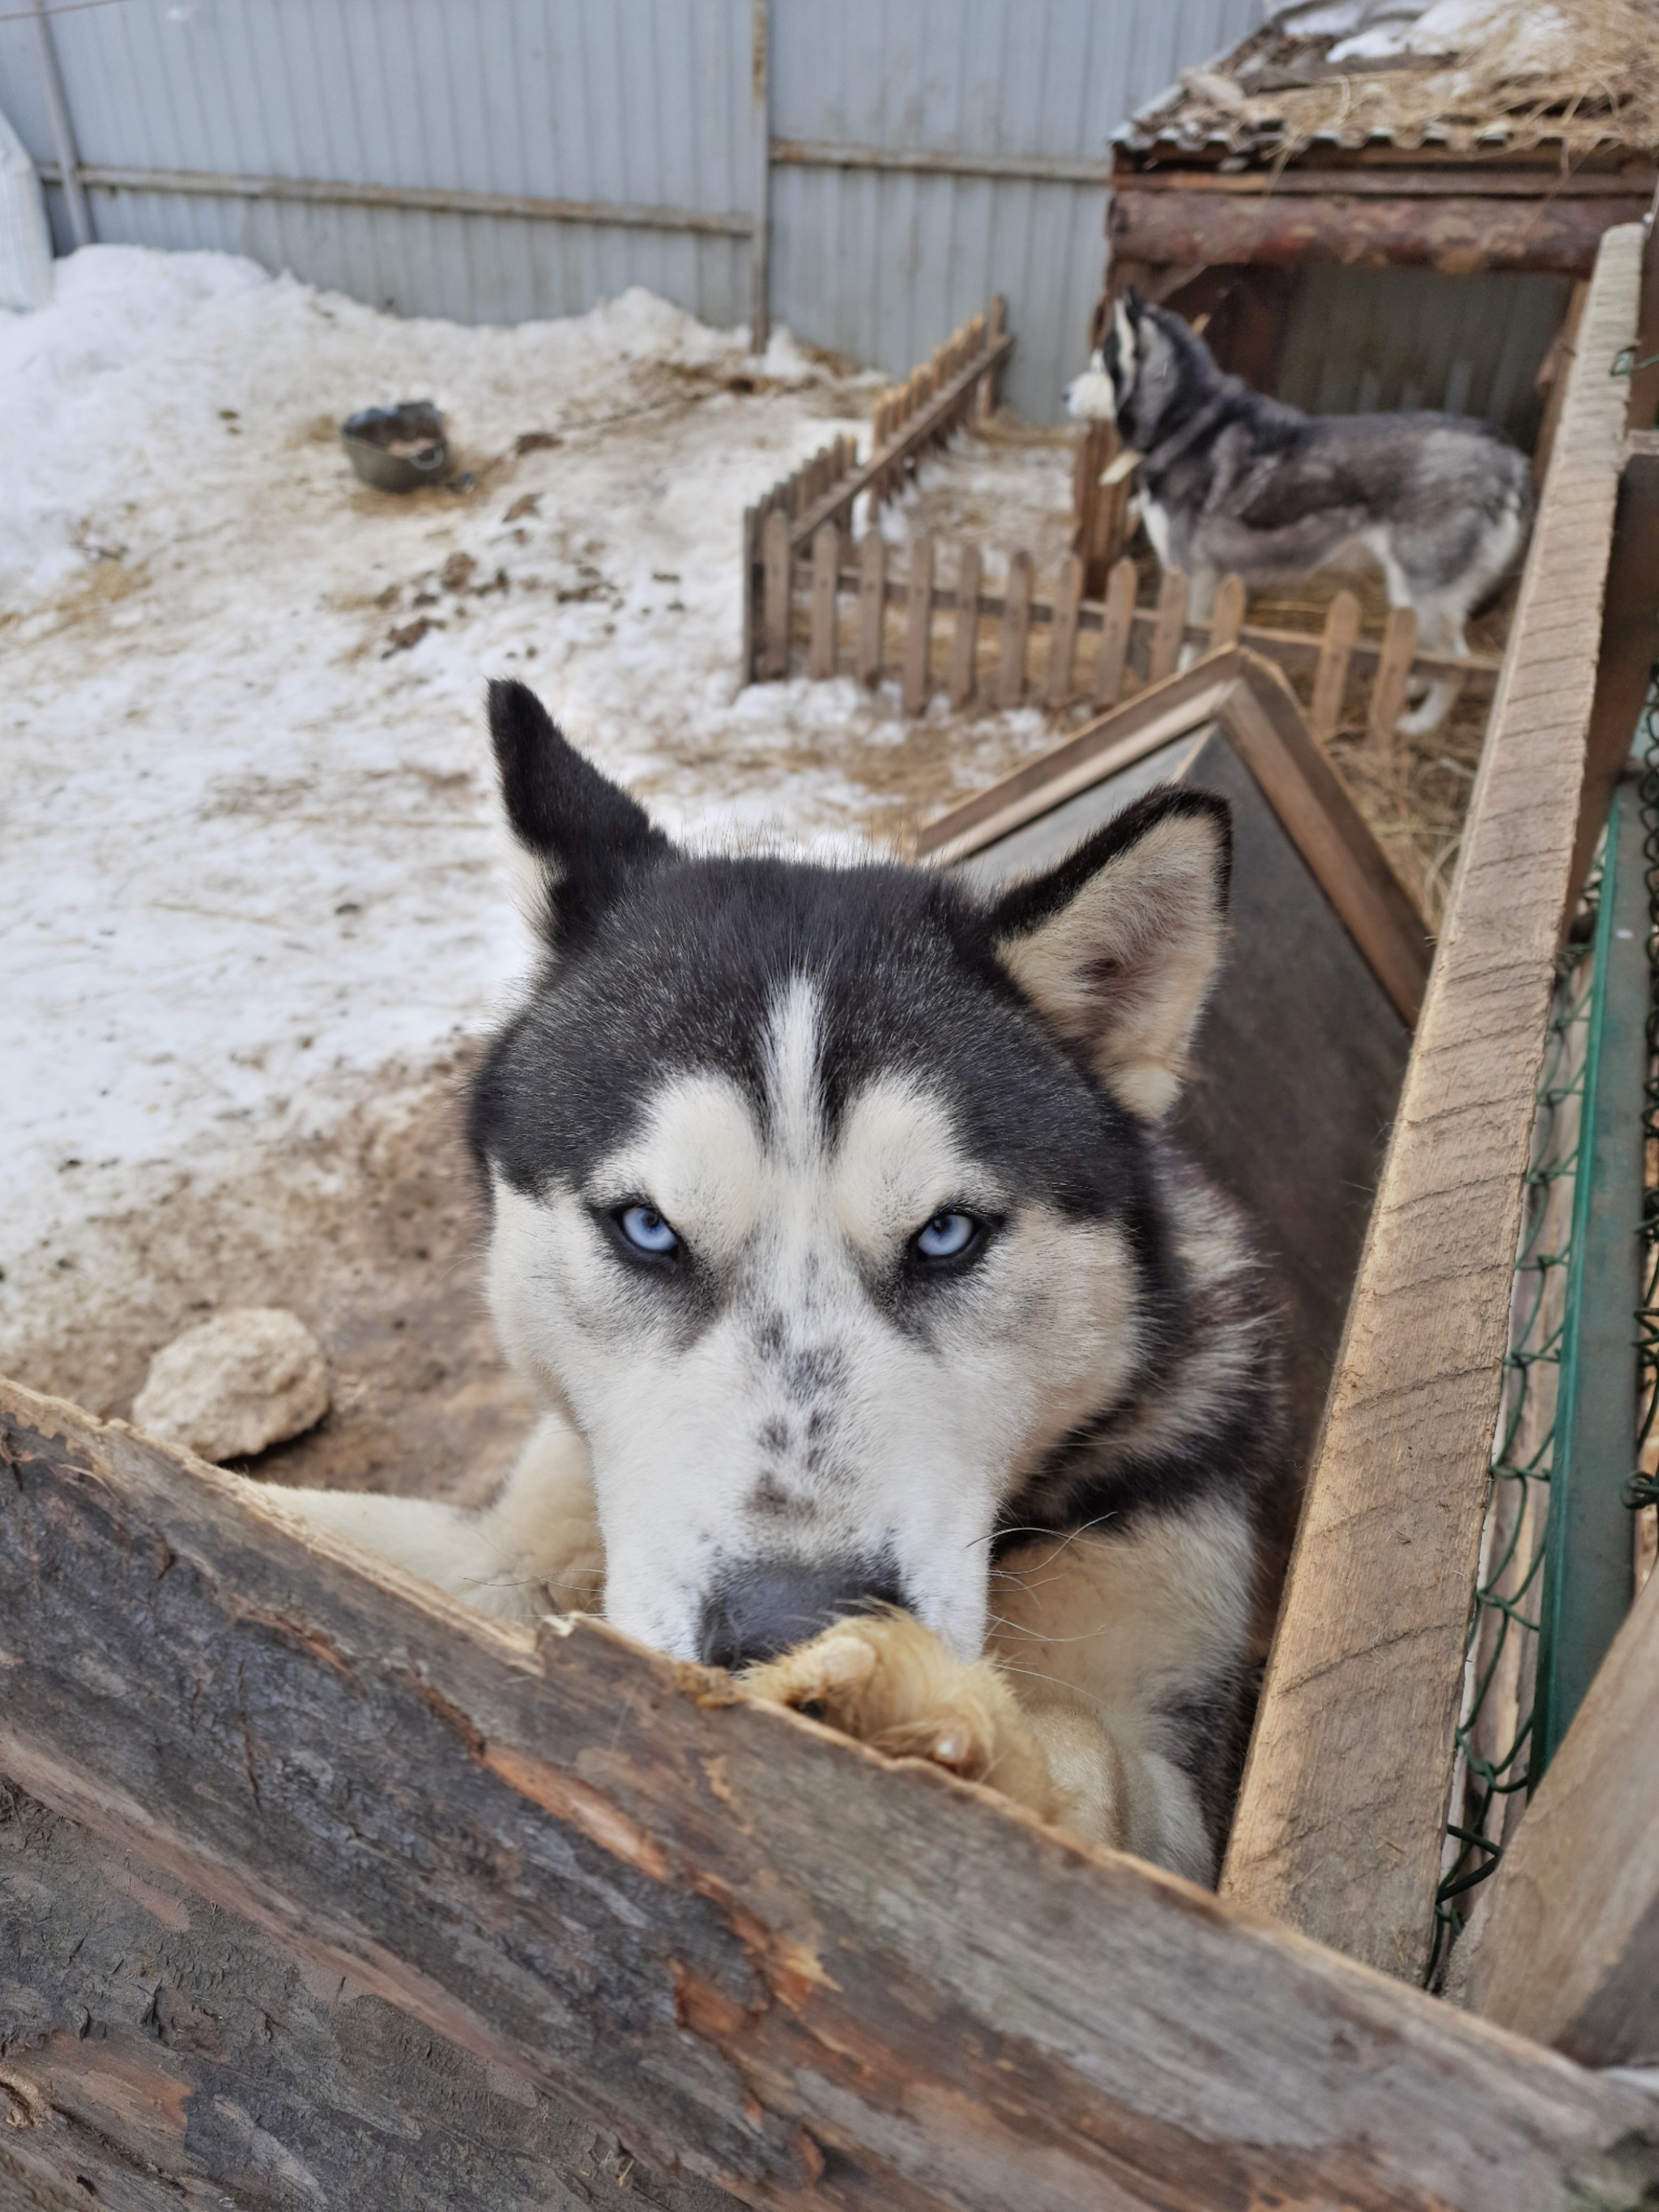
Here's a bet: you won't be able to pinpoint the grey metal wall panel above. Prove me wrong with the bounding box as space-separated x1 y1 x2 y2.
3 0 751 326
767 0 1263 419
1275 263 1572 445
1 0 1262 413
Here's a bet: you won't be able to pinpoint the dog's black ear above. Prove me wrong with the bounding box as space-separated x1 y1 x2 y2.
488 679 671 950
988 788 1230 1119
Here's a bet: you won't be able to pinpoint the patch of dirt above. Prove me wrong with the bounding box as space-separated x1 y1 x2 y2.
2 1049 537 1508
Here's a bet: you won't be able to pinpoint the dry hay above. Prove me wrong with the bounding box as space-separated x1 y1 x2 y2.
1172 0 1659 161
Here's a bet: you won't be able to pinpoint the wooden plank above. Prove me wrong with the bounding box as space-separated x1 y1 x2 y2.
1221 656 1431 1026
1367 603 1419 749
3 1380 1657 2212
1110 185 1647 279
1311 589 1361 748
1045 554 1084 709
920 654 1249 863
901 534 935 716
1208 573 1246 654
996 550 1033 709
761 509 791 682
949 542 981 708
1565 444 1659 912
1533 279 1590 486
809 520 840 681
856 531 886 688
1148 567 1189 684
1120 166 1659 199
1094 556 1137 707
1220 224 1648 1984
0 1779 733 2212
741 505 761 684
1452 1557 1659 2066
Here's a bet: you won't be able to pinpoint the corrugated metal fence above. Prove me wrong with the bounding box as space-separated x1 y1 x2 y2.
0 0 1264 422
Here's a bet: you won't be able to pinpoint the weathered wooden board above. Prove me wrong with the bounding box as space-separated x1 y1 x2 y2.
4 1379 1658 2210
1220 222 1648 1983
1110 184 1651 277
1451 1554 1659 2067
0 1779 735 2212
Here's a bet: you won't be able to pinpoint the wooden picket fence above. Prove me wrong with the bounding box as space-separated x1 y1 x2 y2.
756 530 1504 743
742 300 1013 683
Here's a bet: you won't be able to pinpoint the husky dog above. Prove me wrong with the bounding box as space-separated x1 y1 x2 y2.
267 681 1286 1882
1067 289 1534 735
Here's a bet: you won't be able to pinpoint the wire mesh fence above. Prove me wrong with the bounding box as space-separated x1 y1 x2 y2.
1429 673 1659 1987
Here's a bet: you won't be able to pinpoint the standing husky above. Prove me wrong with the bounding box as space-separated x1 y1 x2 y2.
1067 289 1534 735
263 681 1286 1883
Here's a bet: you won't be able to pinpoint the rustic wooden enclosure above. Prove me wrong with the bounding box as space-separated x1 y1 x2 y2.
741 302 1012 685
759 530 1501 735
2 227 1657 2212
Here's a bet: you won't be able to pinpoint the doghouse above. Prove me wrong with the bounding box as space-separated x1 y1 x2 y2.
2 222 1658 2211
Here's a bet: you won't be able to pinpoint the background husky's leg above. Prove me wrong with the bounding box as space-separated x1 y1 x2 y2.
1397 595 1467 736
249 1410 603 1623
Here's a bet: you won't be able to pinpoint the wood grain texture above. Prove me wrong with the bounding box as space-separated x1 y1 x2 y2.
1367 604 1418 747
1148 568 1189 685
1207 573 1245 654
0 1780 735 2212
855 532 885 687
1045 554 1084 708
2 1379 1657 2212
1220 224 1647 1983
1452 1562 1659 2065
809 522 840 681
1093 556 1137 707
902 535 935 715
996 550 1033 708
1111 185 1648 276
761 509 791 682
1311 589 1360 748
949 542 981 707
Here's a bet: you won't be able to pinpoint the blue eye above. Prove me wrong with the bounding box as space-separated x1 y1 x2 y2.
617 1204 680 1255
915 1212 978 1261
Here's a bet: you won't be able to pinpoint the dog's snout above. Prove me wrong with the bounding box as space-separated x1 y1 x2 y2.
697 1555 904 1672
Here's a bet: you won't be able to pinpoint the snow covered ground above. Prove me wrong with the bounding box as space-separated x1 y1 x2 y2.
2 246 1061 1366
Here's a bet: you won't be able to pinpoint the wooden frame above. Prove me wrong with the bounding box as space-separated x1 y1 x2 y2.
917 648 1431 1025
1220 221 1653 1984
6 1376 1659 2212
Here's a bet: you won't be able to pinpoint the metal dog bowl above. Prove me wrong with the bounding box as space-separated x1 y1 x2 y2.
341 401 450 492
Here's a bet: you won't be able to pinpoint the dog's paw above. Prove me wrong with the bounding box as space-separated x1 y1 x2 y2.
744 1612 1059 1816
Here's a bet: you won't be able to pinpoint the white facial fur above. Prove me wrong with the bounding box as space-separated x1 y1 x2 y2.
486 975 1143 1664
1064 346 1118 424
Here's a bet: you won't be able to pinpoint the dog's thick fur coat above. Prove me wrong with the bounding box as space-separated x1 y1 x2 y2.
266 682 1287 1882
1068 290 1535 734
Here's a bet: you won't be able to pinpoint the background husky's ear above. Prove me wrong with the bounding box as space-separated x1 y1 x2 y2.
989 788 1230 1119
488 679 672 951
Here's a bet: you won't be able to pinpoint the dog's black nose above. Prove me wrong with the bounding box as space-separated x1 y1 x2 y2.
697 1555 904 1671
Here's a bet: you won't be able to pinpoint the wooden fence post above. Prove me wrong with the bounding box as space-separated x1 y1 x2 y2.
1046 556 1085 710
1311 590 1361 747
1094 556 1137 709
902 535 936 716
857 532 887 688
761 508 791 680
1368 604 1419 751
996 551 1033 708
1209 573 1246 654
810 521 841 681
949 543 981 708
1149 568 1189 684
